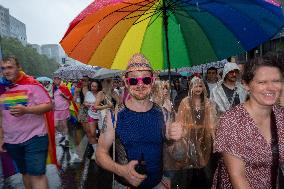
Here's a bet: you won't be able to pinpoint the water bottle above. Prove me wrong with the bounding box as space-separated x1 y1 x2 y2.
135 153 147 175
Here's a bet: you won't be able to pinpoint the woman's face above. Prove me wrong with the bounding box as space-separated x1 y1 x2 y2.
90 82 98 92
246 66 282 107
81 77 89 87
191 82 203 96
163 85 169 96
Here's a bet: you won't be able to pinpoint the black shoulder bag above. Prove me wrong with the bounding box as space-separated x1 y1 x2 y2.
270 111 283 189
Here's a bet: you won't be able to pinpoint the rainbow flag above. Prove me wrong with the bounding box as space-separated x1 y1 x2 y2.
0 152 18 178
67 82 79 125
0 90 28 110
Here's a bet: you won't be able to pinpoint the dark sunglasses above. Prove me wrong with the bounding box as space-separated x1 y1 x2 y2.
126 77 154 86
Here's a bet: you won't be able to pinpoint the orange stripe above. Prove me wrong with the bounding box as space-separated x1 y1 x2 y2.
61 3 129 53
4 92 27 97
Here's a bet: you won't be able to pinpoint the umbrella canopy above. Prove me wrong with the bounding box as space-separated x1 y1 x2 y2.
54 64 99 80
60 0 284 71
93 68 122 79
36 76 53 83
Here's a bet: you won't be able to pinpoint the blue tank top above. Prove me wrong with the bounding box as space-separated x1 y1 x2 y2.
116 104 165 189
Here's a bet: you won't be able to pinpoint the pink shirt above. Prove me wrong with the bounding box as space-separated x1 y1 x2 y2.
0 84 51 144
54 88 70 111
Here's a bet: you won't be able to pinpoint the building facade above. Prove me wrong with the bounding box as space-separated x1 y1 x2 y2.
41 44 65 64
0 5 10 38
9 16 27 45
0 5 27 45
30 44 42 54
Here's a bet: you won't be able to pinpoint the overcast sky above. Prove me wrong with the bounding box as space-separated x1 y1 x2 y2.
0 0 93 45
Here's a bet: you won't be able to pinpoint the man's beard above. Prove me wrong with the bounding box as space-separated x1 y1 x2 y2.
227 77 237 82
129 88 151 101
225 75 237 83
133 94 150 100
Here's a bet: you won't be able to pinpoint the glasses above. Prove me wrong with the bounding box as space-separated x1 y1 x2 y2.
126 77 154 86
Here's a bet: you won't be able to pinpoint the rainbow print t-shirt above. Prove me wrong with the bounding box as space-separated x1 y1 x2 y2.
0 90 28 110
1 84 50 144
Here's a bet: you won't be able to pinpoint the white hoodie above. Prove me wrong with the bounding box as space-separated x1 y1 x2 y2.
210 63 247 114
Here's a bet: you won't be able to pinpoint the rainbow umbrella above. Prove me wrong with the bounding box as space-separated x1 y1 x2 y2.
60 0 284 72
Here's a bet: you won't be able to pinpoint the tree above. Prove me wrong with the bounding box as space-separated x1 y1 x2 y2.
0 37 60 77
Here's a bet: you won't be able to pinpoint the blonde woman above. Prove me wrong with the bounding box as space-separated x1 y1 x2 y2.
165 76 217 188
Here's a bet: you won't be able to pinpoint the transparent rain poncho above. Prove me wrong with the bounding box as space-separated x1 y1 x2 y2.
164 77 217 170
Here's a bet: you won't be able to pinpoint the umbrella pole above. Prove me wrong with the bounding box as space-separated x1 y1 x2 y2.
162 0 173 102
162 0 176 121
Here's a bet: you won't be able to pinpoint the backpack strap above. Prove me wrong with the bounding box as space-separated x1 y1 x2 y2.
112 105 118 188
270 111 279 189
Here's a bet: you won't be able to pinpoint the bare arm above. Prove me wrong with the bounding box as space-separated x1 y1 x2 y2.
209 100 218 140
25 102 53 114
94 92 112 110
96 111 120 173
223 153 251 189
96 111 146 187
9 102 53 116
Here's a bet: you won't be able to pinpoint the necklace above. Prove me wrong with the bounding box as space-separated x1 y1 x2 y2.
189 99 204 125
194 109 202 124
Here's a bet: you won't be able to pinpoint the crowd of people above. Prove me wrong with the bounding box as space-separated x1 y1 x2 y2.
0 52 283 189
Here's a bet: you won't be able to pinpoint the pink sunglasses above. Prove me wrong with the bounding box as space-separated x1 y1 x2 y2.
126 77 154 85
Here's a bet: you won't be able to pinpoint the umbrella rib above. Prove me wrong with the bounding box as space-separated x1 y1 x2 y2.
170 10 192 19
133 10 162 25
116 9 153 12
121 0 156 8
111 0 156 17
169 0 206 12
117 0 160 13
146 11 163 27
123 9 160 20
155 0 163 11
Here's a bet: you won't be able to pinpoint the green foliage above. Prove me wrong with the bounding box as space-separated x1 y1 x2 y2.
0 37 60 77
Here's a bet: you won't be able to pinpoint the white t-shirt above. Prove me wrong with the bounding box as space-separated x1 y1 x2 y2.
207 82 217 94
84 91 100 119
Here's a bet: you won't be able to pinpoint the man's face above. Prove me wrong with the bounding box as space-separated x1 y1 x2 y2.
207 70 217 82
53 77 61 86
0 60 20 82
125 70 154 100
43 81 50 87
225 69 239 83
